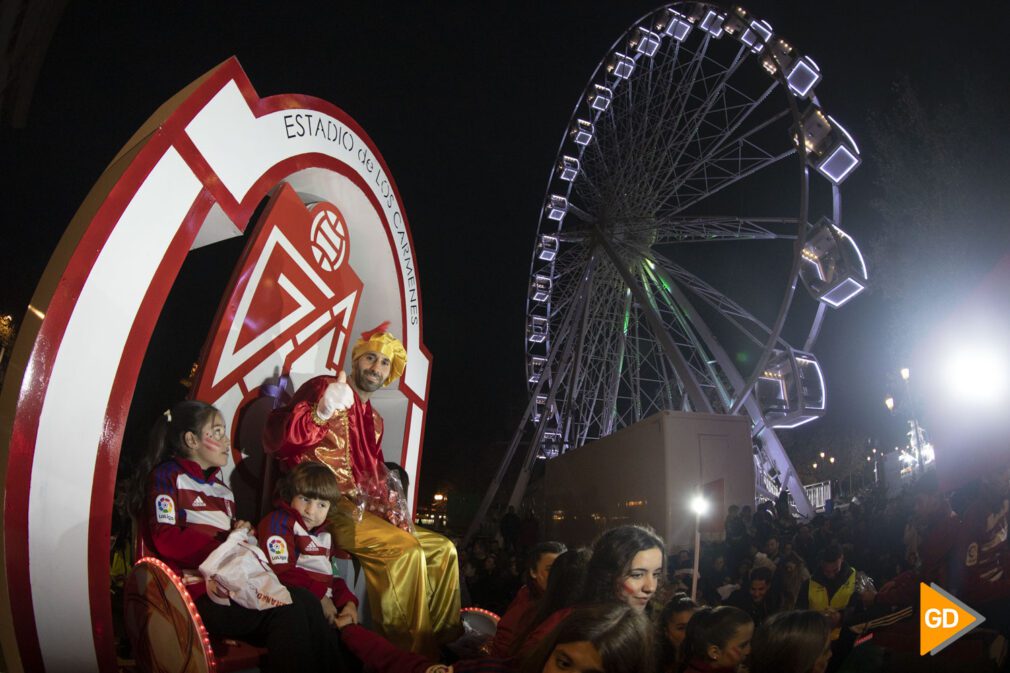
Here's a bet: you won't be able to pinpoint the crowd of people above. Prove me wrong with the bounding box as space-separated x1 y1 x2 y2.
117 322 1009 672
452 462 1010 672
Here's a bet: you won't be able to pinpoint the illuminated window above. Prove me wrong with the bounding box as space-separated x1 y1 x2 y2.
609 53 635 80
571 119 594 146
546 195 568 222
787 56 821 98
796 108 861 185
542 430 561 459
656 8 692 42
817 144 860 184
758 349 827 429
528 316 548 344
740 19 772 53
529 355 547 383
531 274 552 302
799 219 867 307
589 84 613 112
819 276 865 307
539 234 559 261
631 28 661 57
558 156 580 182
700 10 726 37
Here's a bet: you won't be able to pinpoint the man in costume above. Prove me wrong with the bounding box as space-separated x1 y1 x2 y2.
264 322 460 655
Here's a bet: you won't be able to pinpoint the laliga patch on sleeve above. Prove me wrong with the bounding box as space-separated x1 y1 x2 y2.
267 535 289 564
155 495 176 524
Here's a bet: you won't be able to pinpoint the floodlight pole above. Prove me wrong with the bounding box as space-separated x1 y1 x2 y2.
691 510 702 602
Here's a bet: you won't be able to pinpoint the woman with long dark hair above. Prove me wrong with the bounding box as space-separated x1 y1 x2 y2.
677 606 753 673
749 610 831 673
582 524 666 612
518 603 655 673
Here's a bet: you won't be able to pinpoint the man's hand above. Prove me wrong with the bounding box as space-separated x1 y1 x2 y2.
320 596 339 627
335 601 358 629
316 371 354 420
860 589 877 608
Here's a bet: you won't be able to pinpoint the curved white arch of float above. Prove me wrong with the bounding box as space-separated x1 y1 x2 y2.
0 58 430 672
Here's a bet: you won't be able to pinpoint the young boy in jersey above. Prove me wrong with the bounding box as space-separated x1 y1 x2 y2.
258 461 359 628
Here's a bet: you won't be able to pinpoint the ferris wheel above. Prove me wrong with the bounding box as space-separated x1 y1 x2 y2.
467 2 867 538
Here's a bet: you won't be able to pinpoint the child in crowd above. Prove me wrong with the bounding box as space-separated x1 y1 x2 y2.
509 548 593 657
258 461 359 628
123 400 349 672
677 605 753 673
657 593 698 672
490 541 566 657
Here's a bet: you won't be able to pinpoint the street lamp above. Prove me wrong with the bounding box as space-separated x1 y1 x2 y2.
819 451 826 459
812 462 818 469
829 456 835 464
689 494 708 601
900 367 910 381
884 396 895 412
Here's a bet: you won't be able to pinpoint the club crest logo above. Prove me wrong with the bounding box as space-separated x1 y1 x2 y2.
310 207 350 273
267 535 289 563
155 495 176 524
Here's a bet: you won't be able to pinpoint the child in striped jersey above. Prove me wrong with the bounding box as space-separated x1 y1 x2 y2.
123 400 354 673
259 461 360 628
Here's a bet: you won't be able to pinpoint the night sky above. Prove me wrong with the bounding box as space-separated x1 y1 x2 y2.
3 2 1009 504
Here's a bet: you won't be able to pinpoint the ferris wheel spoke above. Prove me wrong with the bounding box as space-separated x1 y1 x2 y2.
600 288 632 435
615 215 797 244
597 233 713 412
621 47 751 209
598 33 709 212
647 248 786 356
654 45 750 197
665 145 795 217
638 263 732 410
657 84 784 202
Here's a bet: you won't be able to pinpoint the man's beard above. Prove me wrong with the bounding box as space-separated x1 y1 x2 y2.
354 369 383 392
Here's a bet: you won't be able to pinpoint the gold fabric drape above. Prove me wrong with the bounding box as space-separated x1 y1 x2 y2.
329 498 461 656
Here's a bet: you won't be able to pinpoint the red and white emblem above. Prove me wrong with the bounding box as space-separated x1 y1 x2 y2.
0 59 431 672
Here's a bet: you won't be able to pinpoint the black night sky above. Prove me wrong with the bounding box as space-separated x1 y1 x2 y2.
2 2 1009 506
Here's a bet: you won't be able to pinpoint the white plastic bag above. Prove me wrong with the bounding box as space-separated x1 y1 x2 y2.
199 529 292 610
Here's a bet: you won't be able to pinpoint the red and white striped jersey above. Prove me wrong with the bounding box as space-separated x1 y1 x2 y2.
258 503 357 606
146 457 235 598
